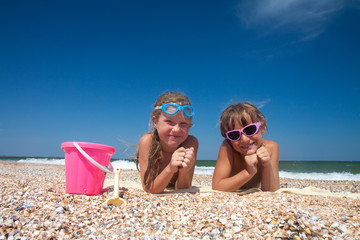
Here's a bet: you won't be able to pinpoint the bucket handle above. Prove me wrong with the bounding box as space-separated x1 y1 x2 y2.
73 142 114 173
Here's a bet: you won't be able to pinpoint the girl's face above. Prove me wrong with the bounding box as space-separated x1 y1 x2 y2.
153 112 191 152
229 118 265 156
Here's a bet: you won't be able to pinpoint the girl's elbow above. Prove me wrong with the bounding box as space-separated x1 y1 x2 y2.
212 178 226 191
146 189 163 194
212 181 226 191
261 184 280 192
143 185 163 194
175 181 192 190
211 181 218 190
272 184 280 192
269 187 280 192
212 185 233 192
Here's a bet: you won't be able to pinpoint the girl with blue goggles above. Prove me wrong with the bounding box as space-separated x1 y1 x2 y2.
135 92 198 194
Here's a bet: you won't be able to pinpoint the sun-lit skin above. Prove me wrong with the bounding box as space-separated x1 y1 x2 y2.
229 121 264 156
138 109 198 194
154 112 192 153
213 114 279 192
153 112 196 175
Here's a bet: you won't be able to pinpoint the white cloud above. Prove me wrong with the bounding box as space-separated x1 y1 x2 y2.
237 0 345 41
221 98 271 111
253 98 271 109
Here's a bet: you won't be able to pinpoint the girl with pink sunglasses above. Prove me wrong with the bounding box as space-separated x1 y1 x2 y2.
212 102 280 192
135 92 198 193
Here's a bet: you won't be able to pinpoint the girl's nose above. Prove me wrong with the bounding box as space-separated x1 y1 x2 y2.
240 133 251 142
171 124 181 132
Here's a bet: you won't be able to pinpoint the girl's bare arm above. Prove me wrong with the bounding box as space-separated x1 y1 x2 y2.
212 141 256 192
176 135 198 189
138 134 175 193
258 141 280 191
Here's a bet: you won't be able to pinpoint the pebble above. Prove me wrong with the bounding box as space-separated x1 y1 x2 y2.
1 161 359 239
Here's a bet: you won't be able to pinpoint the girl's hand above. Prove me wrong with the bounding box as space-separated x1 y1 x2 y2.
244 153 258 176
179 147 195 172
256 145 271 167
169 147 187 173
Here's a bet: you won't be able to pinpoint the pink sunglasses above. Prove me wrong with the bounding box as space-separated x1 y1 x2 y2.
226 122 261 141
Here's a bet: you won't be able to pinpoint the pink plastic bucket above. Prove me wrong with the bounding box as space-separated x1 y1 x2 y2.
61 142 115 195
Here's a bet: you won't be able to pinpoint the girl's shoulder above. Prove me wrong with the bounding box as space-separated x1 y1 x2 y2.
263 140 279 148
220 139 232 149
218 140 236 158
263 140 279 153
139 133 153 146
182 135 199 148
186 134 198 142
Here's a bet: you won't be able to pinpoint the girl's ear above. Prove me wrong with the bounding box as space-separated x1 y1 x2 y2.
261 122 267 135
152 115 158 129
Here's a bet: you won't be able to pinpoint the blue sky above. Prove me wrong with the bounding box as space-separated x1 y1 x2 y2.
1 0 359 161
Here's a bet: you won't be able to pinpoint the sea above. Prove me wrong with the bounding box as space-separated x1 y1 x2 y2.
1 156 360 181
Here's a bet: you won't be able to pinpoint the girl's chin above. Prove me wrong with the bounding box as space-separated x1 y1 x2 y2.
166 139 183 148
238 145 258 155
168 135 187 145
246 149 257 155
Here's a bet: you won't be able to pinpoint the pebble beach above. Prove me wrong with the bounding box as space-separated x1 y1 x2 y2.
1 161 359 239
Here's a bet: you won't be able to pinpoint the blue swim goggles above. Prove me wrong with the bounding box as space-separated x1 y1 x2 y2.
154 103 194 117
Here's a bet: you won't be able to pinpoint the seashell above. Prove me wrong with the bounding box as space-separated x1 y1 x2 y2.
338 225 347 233
330 221 340 228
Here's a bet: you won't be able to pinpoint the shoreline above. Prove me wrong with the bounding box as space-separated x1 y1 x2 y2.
1 161 359 239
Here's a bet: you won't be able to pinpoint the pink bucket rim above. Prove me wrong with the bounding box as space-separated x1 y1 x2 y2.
61 142 115 154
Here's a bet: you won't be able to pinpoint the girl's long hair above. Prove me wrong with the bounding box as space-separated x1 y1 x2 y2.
135 92 192 190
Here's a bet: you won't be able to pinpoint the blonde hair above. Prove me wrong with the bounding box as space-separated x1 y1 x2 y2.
135 92 192 189
220 102 266 138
